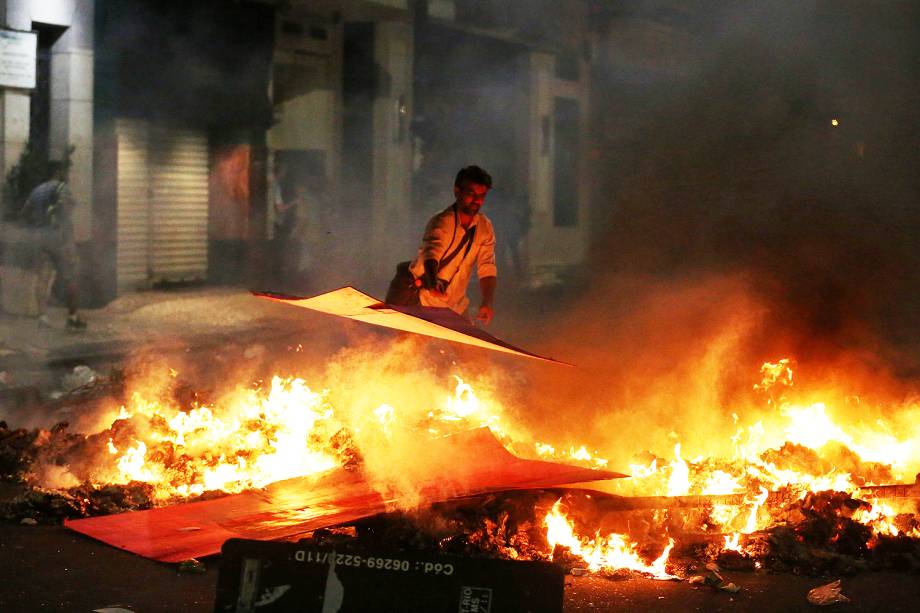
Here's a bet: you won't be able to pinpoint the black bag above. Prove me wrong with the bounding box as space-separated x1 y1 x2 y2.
385 260 421 306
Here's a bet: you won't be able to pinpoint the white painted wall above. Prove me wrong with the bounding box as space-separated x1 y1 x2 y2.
0 1 31 175
23 0 76 27
270 76 337 153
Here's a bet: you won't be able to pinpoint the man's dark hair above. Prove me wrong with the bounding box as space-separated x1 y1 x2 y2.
455 165 492 189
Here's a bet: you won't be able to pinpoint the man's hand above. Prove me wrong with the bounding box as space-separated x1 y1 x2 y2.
476 303 494 326
476 276 497 325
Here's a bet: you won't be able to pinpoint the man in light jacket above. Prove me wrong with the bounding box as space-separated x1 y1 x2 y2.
392 165 497 325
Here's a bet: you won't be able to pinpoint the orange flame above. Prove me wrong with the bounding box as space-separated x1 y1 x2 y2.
544 499 676 578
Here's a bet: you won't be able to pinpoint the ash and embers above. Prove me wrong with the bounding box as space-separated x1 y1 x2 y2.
1 356 919 582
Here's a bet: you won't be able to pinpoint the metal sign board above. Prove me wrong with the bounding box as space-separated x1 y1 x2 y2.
0 29 37 89
255 287 571 365
215 539 565 613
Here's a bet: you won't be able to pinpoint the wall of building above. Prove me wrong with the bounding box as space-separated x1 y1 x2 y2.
369 19 414 283
0 0 600 307
268 9 342 183
0 0 96 310
1 0 93 244
91 0 273 300
522 51 592 284
0 1 33 179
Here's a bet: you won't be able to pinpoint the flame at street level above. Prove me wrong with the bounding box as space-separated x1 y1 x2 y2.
667 443 690 496
89 373 528 500
103 377 341 498
544 499 676 578
852 499 920 539
50 355 920 569
722 486 769 552
608 359 920 554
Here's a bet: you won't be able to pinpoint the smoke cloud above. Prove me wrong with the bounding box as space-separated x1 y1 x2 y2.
504 2 920 466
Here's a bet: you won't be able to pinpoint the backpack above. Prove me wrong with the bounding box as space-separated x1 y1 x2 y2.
19 181 65 228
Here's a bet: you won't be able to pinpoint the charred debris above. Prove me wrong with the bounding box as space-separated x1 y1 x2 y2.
2 373 919 580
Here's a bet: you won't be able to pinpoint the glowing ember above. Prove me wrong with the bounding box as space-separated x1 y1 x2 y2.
701 470 742 495
852 498 920 538
544 499 676 578
602 357 920 557
754 358 794 392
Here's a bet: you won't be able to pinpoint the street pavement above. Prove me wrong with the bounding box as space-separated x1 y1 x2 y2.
0 286 336 398
1 522 918 612
0 279 560 412
2 286 919 611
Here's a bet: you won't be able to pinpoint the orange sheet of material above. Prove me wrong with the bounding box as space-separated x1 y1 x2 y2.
254 287 568 365
65 429 623 562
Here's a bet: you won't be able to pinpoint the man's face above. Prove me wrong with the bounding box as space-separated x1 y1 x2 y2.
454 181 489 216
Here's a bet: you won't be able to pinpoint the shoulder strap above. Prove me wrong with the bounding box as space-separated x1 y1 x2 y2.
438 223 476 271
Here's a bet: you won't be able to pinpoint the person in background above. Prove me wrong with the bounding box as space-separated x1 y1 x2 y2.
287 176 315 293
387 165 497 325
270 159 300 289
270 159 294 241
18 161 86 330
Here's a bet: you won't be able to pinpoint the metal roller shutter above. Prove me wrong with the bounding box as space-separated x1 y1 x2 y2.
115 120 209 291
149 126 209 280
116 118 151 290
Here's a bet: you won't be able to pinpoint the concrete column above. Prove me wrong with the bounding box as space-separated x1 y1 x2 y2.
524 51 555 277
48 0 93 242
0 0 32 180
370 20 413 281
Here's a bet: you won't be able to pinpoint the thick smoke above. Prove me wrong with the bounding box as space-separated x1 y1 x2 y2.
594 3 917 367
508 2 920 463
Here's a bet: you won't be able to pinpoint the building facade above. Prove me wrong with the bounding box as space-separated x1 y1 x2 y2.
0 0 599 309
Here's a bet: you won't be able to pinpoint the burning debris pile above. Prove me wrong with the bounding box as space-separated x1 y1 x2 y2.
1 356 919 582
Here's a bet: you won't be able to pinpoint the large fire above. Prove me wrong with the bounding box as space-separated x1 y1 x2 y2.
103 377 341 497
29 356 920 577
545 498 676 579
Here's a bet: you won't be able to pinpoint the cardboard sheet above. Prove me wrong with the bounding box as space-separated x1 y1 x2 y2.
254 287 567 364
65 429 623 562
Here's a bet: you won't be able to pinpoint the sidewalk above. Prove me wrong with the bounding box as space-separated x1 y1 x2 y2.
0 286 317 390
0 277 574 405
